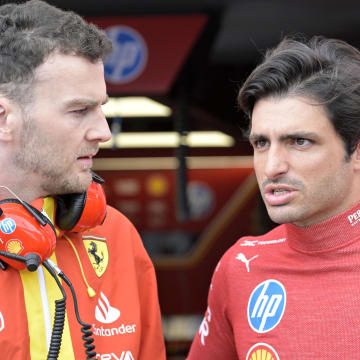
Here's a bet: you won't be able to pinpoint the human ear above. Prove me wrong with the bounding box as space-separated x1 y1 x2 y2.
352 142 360 170
0 98 14 142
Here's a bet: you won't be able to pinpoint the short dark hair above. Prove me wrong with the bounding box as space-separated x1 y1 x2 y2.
0 0 112 105
238 35 360 156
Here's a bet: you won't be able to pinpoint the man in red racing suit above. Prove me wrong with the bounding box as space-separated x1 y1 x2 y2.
0 199 166 359
188 35 360 359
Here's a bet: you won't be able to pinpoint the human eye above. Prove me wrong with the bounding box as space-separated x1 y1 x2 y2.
72 107 89 115
293 138 312 147
252 138 269 150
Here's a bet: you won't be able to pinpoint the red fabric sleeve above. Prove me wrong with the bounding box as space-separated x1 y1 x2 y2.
187 255 238 359
132 226 167 360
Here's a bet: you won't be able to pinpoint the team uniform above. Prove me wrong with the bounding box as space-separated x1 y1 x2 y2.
187 201 360 359
0 198 166 360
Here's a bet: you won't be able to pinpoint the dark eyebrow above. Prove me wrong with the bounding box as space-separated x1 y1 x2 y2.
279 131 320 142
249 131 320 143
249 133 268 143
63 94 109 109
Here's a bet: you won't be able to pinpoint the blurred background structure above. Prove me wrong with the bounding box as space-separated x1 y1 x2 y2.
28 0 360 357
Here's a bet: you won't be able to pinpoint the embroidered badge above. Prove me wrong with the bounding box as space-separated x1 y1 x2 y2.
83 235 109 277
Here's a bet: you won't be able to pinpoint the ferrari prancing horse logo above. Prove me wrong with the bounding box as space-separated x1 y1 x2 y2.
83 236 109 277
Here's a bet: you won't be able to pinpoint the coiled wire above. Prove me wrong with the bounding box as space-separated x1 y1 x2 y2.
58 271 96 359
42 261 66 360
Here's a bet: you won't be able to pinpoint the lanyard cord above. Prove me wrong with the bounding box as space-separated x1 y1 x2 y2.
63 234 96 298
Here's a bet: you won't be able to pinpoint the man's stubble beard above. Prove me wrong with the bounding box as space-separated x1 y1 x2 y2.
12 116 91 196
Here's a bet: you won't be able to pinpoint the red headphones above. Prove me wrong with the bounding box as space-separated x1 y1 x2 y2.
0 172 107 270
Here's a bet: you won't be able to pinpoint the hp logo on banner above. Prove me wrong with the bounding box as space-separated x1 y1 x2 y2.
104 26 147 84
247 279 286 333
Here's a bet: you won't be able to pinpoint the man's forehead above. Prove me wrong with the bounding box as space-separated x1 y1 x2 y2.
250 96 332 135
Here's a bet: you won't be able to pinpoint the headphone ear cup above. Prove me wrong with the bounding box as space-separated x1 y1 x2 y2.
0 199 56 270
56 192 87 231
55 181 107 233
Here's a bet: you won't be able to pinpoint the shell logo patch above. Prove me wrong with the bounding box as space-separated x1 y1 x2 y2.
83 236 108 277
246 343 280 360
6 239 23 254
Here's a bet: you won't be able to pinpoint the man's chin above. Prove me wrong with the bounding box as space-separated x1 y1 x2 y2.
45 171 92 195
73 171 93 193
267 207 300 225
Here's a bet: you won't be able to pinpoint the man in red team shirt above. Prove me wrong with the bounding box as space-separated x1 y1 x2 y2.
187 36 360 359
0 1 165 359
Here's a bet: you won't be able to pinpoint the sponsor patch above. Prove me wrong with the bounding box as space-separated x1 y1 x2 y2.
0 312 4 332
93 323 136 337
94 292 137 338
96 350 134 360
236 253 258 272
0 218 16 234
198 306 211 346
348 209 360 226
246 343 280 360
240 238 286 247
5 239 23 254
248 280 286 333
95 292 120 324
83 236 108 277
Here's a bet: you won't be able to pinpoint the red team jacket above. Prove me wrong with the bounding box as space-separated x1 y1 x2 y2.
188 201 360 359
0 198 166 360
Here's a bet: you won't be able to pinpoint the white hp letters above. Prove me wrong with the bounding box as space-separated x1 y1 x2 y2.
251 281 282 331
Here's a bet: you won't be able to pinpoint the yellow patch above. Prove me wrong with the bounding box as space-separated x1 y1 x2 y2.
83 236 108 277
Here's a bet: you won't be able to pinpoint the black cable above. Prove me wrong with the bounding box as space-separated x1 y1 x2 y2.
0 251 40 271
42 261 67 360
46 260 96 359
59 271 96 359
0 252 66 360
0 253 96 359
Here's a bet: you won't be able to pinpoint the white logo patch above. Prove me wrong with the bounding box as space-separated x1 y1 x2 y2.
236 253 258 272
95 292 120 324
96 350 134 360
240 238 286 247
348 209 360 226
0 312 4 332
199 307 211 346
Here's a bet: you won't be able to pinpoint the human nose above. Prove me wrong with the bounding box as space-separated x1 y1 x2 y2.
86 109 112 143
263 145 289 180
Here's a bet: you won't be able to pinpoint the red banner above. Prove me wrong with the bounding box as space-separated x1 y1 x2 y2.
86 15 208 95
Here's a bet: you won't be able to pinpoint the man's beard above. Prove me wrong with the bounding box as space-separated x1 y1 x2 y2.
12 117 93 196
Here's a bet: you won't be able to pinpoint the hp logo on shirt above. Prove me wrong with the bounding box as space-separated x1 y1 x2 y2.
104 25 147 84
247 279 286 333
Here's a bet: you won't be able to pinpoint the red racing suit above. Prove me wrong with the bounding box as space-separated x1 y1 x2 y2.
0 198 166 360
187 201 360 359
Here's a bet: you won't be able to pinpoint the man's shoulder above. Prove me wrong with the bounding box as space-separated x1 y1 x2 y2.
90 205 138 238
236 224 287 247
214 224 287 277
103 205 135 226
225 223 287 257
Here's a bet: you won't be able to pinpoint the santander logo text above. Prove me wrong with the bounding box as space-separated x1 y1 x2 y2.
95 292 120 324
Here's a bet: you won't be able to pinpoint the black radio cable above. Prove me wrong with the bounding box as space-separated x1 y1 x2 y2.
0 251 66 360
45 259 96 359
42 260 67 360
